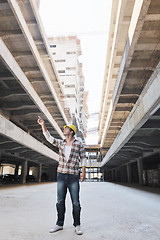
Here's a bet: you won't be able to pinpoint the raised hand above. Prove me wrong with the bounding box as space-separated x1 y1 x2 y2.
37 116 44 126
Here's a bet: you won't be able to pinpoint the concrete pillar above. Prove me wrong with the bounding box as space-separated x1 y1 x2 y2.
121 166 128 182
54 167 57 181
137 158 143 185
27 165 30 176
127 164 132 183
102 171 105 182
120 167 123 182
48 164 57 182
89 153 92 181
111 169 114 181
14 164 19 182
88 170 90 180
0 153 2 175
115 168 121 182
21 160 28 184
98 167 100 181
124 166 128 182
37 163 42 183
103 171 107 182
93 168 94 180
114 169 117 181
109 171 112 181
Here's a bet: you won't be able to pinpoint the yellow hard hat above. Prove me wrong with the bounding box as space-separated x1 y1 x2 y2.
63 124 77 134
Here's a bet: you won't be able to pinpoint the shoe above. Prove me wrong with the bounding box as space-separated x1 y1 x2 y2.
49 225 63 233
75 225 83 235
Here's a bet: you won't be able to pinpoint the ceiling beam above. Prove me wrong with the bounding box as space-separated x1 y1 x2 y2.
0 38 64 138
0 115 59 161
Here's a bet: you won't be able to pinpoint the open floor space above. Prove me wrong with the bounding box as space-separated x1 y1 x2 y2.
0 182 160 240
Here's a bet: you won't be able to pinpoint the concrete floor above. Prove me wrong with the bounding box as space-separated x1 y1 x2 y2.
0 182 160 240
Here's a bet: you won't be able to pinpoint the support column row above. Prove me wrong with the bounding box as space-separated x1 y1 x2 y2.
103 158 144 185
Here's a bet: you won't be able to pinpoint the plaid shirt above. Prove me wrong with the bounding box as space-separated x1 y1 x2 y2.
43 131 86 175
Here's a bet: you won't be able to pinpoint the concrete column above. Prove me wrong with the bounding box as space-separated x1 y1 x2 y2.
98 168 100 181
27 165 30 176
137 158 143 185
0 153 2 175
103 171 107 182
14 164 19 182
114 169 117 181
15 164 19 175
37 163 42 183
127 164 132 183
115 168 121 182
93 168 94 180
88 170 90 180
89 153 92 181
109 171 112 181
48 164 57 182
21 160 28 184
111 169 114 182
51 166 57 182
121 166 128 182
120 167 123 182
48 165 52 181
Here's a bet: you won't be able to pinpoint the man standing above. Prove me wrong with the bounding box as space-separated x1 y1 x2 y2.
37 116 86 235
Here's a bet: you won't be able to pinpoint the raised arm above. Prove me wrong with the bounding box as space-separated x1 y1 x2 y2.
37 116 47 132
37 116 62 148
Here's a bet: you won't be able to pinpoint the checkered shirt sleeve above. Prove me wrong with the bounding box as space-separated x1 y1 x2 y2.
43 130 86 175
43 130 62 148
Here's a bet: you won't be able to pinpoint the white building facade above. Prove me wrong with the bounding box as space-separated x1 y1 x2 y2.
48 36 87 139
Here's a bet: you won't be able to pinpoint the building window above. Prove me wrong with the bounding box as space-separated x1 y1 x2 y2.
50 44 56 48
80 87 84 91
66 51 76 54
66 94 76 98
52 52 56 55
55 59 66 62
60 74 76 77
58 70 65 73
66 67 76 70
65 84 75 88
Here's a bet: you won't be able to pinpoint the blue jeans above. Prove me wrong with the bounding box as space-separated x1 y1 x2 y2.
56 172 81 227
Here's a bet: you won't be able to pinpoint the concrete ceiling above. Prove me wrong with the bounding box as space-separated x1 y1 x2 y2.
0 135 57 166
99 0 160 154
0 0 72 166
0 0 71 129
102 107 160 171
99 0 136 143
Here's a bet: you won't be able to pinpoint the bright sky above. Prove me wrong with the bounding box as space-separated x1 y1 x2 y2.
39 0 112 144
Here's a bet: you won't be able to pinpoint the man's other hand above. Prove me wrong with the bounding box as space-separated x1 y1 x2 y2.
80 172 85 182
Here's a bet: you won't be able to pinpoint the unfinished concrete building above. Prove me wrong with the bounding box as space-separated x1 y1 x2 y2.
99 0 160 186
0 0 160 187
0 0 72 183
